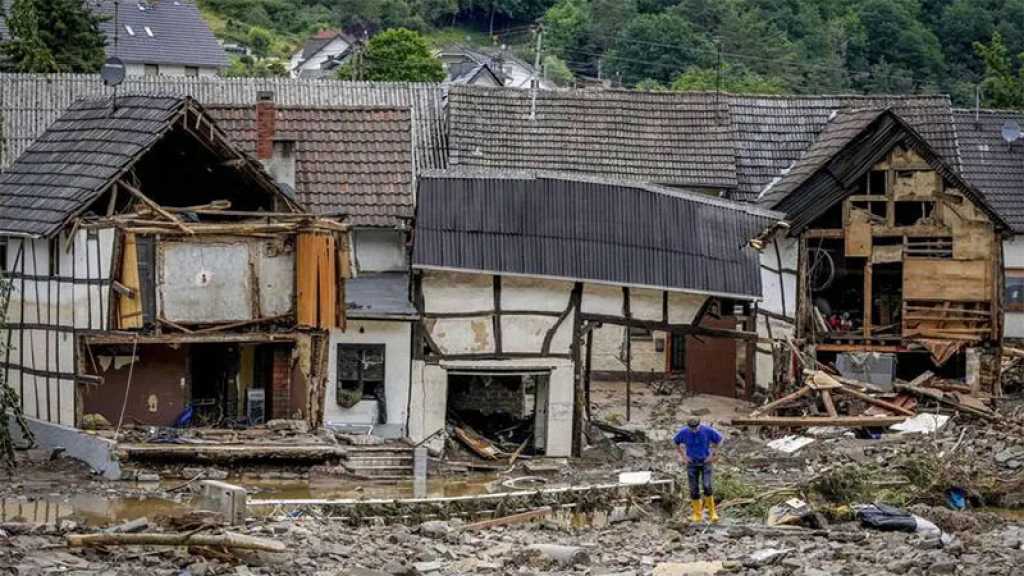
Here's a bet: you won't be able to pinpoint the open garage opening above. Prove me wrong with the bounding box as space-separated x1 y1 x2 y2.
446 369 550 457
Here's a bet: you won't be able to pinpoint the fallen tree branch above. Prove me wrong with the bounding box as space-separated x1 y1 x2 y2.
65 531 285 552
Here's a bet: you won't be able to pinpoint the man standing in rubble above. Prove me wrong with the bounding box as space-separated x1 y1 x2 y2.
674 416 722 523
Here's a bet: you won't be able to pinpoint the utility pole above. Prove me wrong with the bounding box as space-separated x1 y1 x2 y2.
715 37 722 122
530 25 543 120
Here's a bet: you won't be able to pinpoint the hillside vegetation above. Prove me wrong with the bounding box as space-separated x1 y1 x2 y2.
195 0 1024 107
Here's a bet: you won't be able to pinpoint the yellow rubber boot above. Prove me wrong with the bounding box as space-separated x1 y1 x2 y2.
705 496 719 523
690 499 703 523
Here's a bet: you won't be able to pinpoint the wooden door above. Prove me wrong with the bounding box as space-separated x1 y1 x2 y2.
685 316 738 397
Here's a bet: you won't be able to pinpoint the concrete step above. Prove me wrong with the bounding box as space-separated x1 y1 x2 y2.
346 456 413 467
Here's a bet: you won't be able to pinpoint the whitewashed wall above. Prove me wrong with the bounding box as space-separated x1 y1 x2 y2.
324 320 412 438
755 236 798 389
3 228 114 426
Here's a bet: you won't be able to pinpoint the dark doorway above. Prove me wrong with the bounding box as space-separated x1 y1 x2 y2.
447 371 548 455
189 343 240 426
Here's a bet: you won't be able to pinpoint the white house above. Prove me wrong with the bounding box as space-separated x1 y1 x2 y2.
288 30 355 79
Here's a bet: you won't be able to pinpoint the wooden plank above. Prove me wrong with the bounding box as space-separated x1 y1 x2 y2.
871 244 903 264
116 232 143 329
731 416 906 427
317 234 336 330
814 343 906 353
903 259 991 302
863 261 873 337
295 233 318 327
820 389 838 417
831 385 917 416
462 507 554 531
117 180 192 234
845 209 872 257
750 385 813 416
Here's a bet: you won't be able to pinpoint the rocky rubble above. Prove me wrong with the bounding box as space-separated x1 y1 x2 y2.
2 512 1024 576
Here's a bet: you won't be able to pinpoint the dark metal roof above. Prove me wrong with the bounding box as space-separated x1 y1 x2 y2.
95 0 229 68
206 104 415 227
412 171 781 299
300 31 354 60
346 272 416 318
0 94 286 237
447 86 739 190
954 108 1024 233
767 109 1007 232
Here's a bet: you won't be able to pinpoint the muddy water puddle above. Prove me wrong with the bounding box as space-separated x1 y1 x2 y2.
1 495 188 526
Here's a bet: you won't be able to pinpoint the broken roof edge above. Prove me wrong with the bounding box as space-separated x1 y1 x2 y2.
26 94 303 238
769 107 1010 233
412 264 764 303
418 168 786 222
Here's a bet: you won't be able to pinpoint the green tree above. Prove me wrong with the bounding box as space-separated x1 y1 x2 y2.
0 0 58 72
634 78 667 91
337 28 445 82
670 63 785 94
247 26 274 58
939 0 995 78
846 0 945 89
542 54 573 86
32 0 106 72
223 54 289 77
542 0 590 61
415 0 460 26
605 13 711 85
973 32 1024 109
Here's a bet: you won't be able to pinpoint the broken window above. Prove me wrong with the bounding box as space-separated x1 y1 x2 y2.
336 344 385 408
894 201 935 227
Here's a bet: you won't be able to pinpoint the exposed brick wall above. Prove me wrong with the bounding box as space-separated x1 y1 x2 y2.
271 347 291 419
449 374 530 418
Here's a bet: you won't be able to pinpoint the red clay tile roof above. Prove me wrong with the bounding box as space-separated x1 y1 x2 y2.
207 105 415 227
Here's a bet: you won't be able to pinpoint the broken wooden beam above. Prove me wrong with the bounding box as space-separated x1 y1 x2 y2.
730 416 906 428
893 384 996 421
66 532 285 552
831 385 916 417
117 180 193 234
750 385 813 417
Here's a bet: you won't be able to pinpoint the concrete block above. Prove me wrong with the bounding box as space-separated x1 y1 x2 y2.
7 414 121 479
195 480 247 525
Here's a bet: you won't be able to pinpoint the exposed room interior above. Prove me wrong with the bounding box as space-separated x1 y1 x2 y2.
446 370 549 456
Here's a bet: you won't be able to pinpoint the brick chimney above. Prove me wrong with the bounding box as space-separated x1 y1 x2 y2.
255 91 276 160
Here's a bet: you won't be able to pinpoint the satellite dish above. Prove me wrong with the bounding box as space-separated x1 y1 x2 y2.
101 57 126 87
1001 119 1022 144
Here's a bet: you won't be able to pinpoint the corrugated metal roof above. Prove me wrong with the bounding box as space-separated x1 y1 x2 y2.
954 108 1024 233
412 172 781 299
206 104 415 227
0 94 284 237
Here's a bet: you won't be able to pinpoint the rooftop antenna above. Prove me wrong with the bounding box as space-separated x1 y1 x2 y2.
100 0 126 111
1001 119 1022 147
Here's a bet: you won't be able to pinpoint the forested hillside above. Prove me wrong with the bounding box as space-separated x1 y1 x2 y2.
197 0 1024 106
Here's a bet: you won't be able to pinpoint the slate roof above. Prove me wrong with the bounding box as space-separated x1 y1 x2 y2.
413 171 782 299
448 86 738 190
206 104 415 227
447 86 960 200
729 94 960 202
758 108 886 206
0 94 284 237
301 31 354 60
763 108 1007 232
954 109 1024 233
95 0 228 68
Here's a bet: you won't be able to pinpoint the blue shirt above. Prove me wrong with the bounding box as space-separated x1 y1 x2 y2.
673 424 722 462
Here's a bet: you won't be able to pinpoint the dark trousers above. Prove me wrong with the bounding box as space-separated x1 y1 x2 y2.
687 461 714 500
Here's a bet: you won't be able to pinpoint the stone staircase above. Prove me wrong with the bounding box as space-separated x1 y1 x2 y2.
342 445 415 480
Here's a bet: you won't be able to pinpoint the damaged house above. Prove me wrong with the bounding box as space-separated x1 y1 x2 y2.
206 92 418 438
0 95 348 446
408 172 780 456
759 108 1009 394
